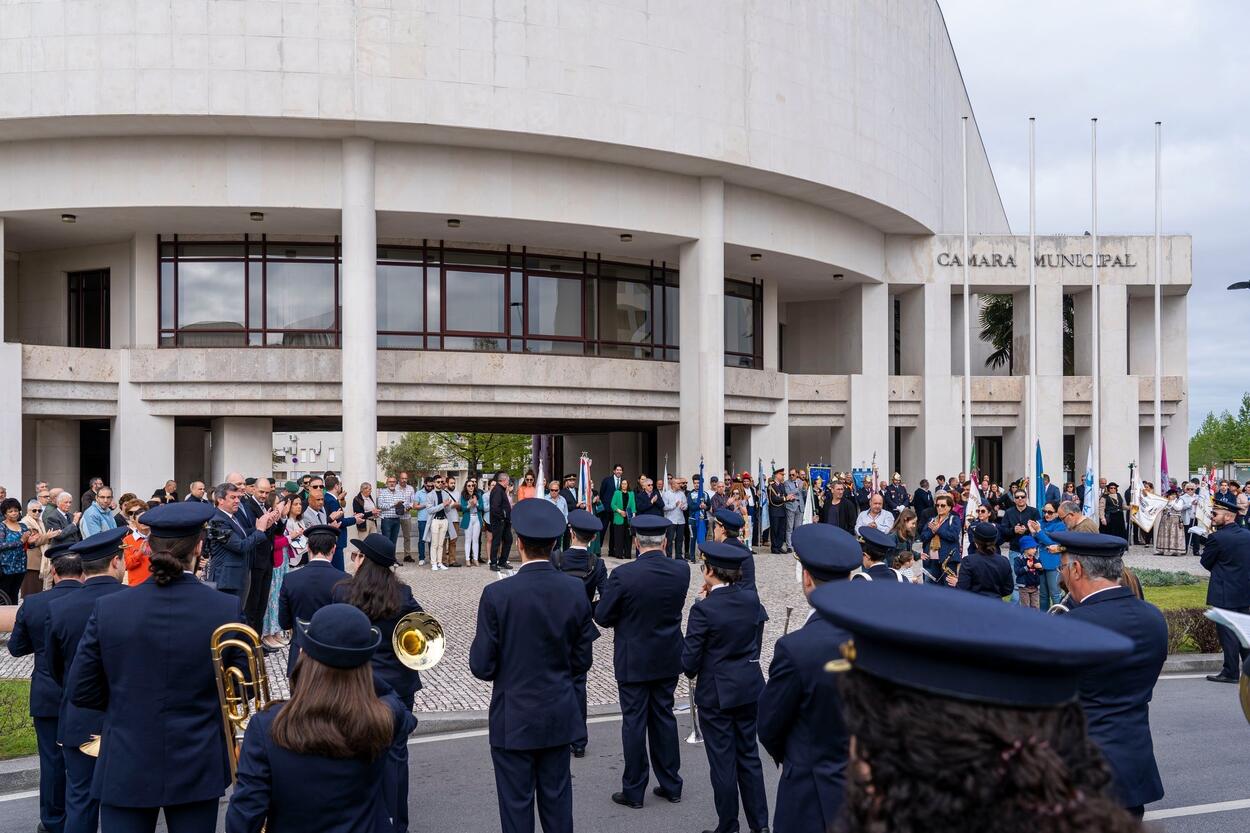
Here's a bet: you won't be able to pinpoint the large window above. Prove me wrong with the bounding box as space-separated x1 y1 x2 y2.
724 279 763 368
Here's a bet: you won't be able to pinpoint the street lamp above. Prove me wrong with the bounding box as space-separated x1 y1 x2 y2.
1227 281 1250 290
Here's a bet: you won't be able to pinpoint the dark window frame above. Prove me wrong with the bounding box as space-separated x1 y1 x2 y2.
67 269 110 349
723 277 763 369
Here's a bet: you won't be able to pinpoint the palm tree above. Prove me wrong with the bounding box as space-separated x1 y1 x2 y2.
977 294 1076 374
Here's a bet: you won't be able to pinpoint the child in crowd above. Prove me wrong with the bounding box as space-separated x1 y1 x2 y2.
1014 535 1042 609
893 549 924 584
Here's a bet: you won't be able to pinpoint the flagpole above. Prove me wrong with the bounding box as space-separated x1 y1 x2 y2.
1090 118 1101 500
1153 121 1163 487
1028 117 1038 505
961 116 973 477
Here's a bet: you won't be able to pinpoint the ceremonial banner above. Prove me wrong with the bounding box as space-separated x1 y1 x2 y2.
1129 465 1167 533
1193 480 1214 537
851 468 872 490
535 460 545 496
758 458 769 534
1035 441 1045 516
809 466 833 490
694 457 708 545
1082 447 1096 519
577 454 592 508
1160 438 1170 491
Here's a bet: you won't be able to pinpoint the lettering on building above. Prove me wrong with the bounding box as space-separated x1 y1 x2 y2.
936 252 1137 268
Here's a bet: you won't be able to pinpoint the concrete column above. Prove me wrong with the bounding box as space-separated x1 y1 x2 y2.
111 350 175 496
921 283 959 479
848 283 889 474
35 419 80 495
0 342 20 495
130 234 159 348
210 417 273 484
174 426 210 492
1034 283 1064 488
762 278 779 372
1161 293 1188 479
677 177 725 476
1096 283 1136 482
0 217 5 342
1099 284 1128 379
657 424 679 481
750 383 790 478
341 138 378 499
1071 290 1093 376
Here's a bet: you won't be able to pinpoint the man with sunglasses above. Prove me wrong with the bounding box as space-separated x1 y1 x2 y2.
998 488 1041 605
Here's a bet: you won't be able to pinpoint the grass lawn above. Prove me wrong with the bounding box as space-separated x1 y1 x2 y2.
0 679 35 760
1143 582 1209 611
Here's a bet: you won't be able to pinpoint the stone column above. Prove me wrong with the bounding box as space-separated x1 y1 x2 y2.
35 419 80 495
920 282 959 479
341 138 378 496
762 277 779 372
130 234 159 348
677 177 725 476
0 220 18 495
210 417 273 484
1033 283 1065 490
111 350 175 494
849 283 889 475
1097 284 1137 483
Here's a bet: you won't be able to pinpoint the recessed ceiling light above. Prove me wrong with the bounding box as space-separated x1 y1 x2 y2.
250 211 264 222
833 273 844 281
61 213 76 224
620 233 633 243
447 218 461 228
750 253 762 262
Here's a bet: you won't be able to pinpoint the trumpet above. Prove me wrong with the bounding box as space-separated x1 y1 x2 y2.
211 622 272 778
393 611 446 671
685 677 703 744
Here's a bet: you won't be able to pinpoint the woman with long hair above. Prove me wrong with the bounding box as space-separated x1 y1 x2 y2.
812 581 1144 833
887 507 918 555
226 604 417 833
516 469 538 502
608 478 635 559
460 479 485 565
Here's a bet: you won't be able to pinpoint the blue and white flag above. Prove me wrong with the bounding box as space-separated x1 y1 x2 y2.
758 458 769 534
1082 446 1096 519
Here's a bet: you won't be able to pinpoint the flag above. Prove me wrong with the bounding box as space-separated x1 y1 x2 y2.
694 457 707 545
535 459 545 497
1035 440 1045 516
662 458 669 491
577 454 593 508
1082 446 1096 519
758 458 769 534
970 444 979 482
802 471 813 526
1159 438 1170 491
1194 478 1214 537
967 476 983 522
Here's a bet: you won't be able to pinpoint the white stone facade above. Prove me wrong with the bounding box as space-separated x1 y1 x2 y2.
0 0 1189 497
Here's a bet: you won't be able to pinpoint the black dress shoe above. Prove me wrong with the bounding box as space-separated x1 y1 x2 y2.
1207 674 1239 684
402 555 415 563
651 786 681 803
571 746 586 758
611 792 642 809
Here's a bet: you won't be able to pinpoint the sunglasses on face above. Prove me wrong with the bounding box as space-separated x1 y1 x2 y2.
309 484 324 490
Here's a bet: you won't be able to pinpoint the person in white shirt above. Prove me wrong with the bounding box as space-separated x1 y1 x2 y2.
661 476 688 558
855 493 895 535
424 474 457 571
395 472 419 564
542 481 569 519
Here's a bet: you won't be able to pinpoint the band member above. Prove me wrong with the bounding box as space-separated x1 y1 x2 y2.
809 580 1143 833
278 524 348 675
714 508 755 589
955 522 1014 597
855 527 901 581
757 523 860 833
919 493 962 583
470 499 599 833
333 532 423 833
682 541 770 833
551 509 607 757
1200 494 1250 683
1054 531 1167 817
66 502 242 833
7 541 80 833
48 527 129 833
225 604 418 832
594 514 688 809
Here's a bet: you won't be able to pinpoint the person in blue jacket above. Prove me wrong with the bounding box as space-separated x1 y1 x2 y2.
1053 531 1168 818
225 603 417 833
918 492 962 584
66 503 241 833
550 508 607 758
757 523 860 833
955 522 1014 598
1032 501 1068 609
682 540 770 833
48 527 129 833
470 498 599 833
7 542 80 833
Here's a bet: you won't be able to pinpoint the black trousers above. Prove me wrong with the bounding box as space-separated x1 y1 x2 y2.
34 716 65 833
490 744 573 833
242 563 272 632
609 523 631 558
98 798 219 833
572 672 588 752
617 677 683 803
665 525 682 558
1217 605 1250 678
490 519 513 568
699 701 770 833
64 745 99 833
768 512 788 553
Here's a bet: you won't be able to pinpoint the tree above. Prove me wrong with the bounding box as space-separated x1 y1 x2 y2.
376 431 533 480
977 294 1077 373
376 433 443 478
1189 393 1250 469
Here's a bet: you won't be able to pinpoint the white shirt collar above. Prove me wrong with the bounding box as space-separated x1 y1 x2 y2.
1079 584 1121 604
708 583 730 592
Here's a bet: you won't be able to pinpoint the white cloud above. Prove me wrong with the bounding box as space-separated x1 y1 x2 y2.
941 0 1250 432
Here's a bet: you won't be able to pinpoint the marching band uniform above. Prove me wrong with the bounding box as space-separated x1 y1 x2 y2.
714 508 755 590
47 527 129 833
67 503 242 833
682 541 770 833
470 499 599 833
1053 532 1167 815
955 522 1014 598
8 541 79 833
757 523 860 833
594 514 688 809
854 527 902 582
226 605 418 833
276 523 349 675
551 509 607 757
1200 495 1250 681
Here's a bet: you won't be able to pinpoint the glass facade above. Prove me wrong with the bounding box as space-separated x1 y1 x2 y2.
158 237 758 367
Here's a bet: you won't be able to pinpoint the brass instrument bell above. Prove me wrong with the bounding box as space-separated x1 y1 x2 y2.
393 611 445 671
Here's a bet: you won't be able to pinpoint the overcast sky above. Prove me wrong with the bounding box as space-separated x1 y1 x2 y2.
941 0 1244 434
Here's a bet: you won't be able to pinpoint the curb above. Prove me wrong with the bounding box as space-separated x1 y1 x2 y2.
1161 652 1222 675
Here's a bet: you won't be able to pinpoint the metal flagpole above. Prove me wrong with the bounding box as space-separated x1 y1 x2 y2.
1028 117 1039 505
1090 118 1101 497
961 116 973 477
1153 121 1163 487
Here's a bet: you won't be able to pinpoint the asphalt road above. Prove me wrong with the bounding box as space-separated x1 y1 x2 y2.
3 674 1247 832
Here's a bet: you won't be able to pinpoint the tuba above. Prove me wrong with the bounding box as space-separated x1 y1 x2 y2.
393 611 446 671
1047 594 1073 615
211 622 272 778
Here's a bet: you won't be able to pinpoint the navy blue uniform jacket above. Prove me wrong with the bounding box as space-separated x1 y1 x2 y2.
956 552 1013 598
469 561 599 749
333 582 424 707
8 579 81 717
594 550 689 683
279 560 350 674
1067 586 1167 808
552 547 607 615
47 576 126 747
758 611 851 833
1201 523 1250 608
225 683 416 833
69 573 242 806
680 583 767 709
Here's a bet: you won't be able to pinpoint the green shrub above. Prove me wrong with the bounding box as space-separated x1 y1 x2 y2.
1134 568 1201 587
1162 608 1222 654
0 680 35 760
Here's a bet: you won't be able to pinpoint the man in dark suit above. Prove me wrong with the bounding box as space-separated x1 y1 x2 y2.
599 464 624 549
911 479 935 525
551 509 607 758
278 524 349 675
7 543 82 833
240 478 281 634
559 475 579 550
1043 474 1062 509
1201 496 1250 683
206 482 273 599
594 514 688 809
681 541 769 833
44 492 83 547
470 498 599 833
1056 531 1168 817
758 523 860 833
488 471 514 572
883 473 910 515
47 527 129 833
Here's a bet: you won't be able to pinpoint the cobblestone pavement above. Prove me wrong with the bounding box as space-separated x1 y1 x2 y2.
0 541 1207 711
